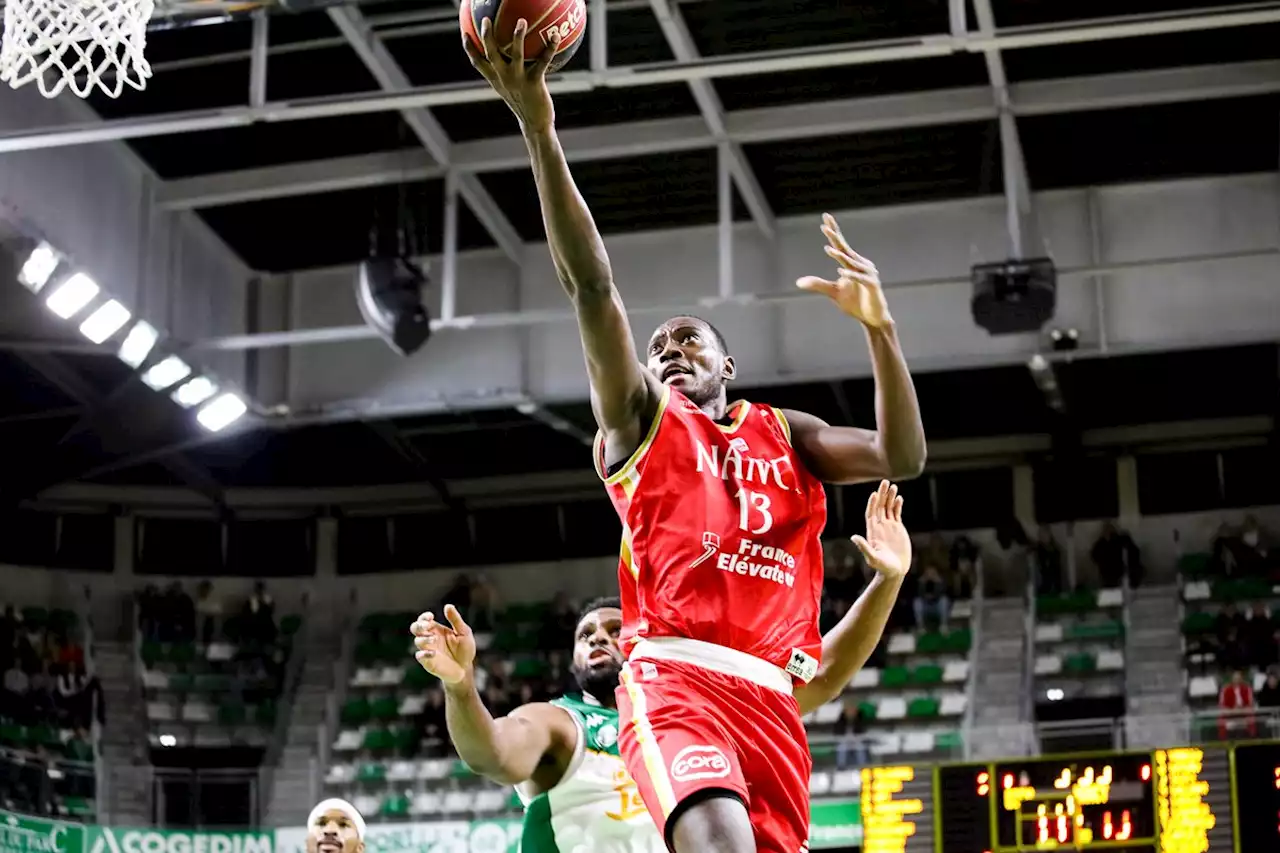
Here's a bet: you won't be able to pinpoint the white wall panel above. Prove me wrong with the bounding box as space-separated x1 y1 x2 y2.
281 173 1280 416
0 87 250 383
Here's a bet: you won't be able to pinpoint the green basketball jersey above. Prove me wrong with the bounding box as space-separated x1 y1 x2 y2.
515 694 664 853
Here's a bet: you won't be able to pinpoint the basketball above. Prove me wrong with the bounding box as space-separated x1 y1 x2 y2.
460 0 586 72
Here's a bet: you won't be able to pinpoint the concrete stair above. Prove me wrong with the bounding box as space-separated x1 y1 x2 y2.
969 597 1031 758
95 640 151 824
262 632 342 825
1124 584 1187 747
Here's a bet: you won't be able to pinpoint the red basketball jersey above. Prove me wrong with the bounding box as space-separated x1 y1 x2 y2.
594 386 827 677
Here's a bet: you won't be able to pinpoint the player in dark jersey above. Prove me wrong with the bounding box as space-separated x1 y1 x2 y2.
465 18 925 853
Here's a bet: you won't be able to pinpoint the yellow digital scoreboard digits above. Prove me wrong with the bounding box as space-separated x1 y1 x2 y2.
1153 747 1215 853
991 755 1157 850
860 765 926 853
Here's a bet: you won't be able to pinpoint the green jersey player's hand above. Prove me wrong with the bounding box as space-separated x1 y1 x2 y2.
411 604 476 686
851 479 911 580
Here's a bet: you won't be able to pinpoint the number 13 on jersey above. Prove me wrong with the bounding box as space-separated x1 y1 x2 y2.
736 487 773 534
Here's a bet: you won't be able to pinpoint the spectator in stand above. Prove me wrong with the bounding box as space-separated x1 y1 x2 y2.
136 585 162 641
56 661 89 729
195 581 222 645
950 535 981 598
1218 669 1256 739
914 565 950 632
1238 516 1273 575
2 659 28 722
1216 603 1248 643
1257 670 1280 710
834 700 868 770
1245 604 1276 669
468 574 498 633
26 663 54 722
160 583 195 643
1092 522 1143 588
1219 627 1250 671
542 591 578 650
442 573 474 613
418 688 447 757
243 582 276 646
1033 526 1064 596
0 606 16 669
921 535 950 580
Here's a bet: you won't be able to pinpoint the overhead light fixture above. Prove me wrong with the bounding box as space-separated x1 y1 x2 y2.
78 300 131 344
172 376 218 408
141 355 192 390
117 321 158 368
196 393 247 432
158 734 176 748
18 242 59 292
44 272 99 319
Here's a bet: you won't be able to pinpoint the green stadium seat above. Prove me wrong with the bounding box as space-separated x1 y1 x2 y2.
513 658 548 679
912 665 943 686
21 607 48 629
379 638 409 664
492 628 522 653
218 704 247 726
945 628 972 653
1063 653 1097 675
255 702 278 726
169 643 196 665
370 696 399 721
141 641 164 668
358 613 384 634
450 759 475 778
906 697 940 718
357 763 386 784
392 727 418 755
61 797 93 818
341 698 371 726
280 614 303 636
1067 621 1124 642
363 728 394 752
381 795 410 818
934 730 963 752
857 701 877 722
167 673 194 693
355 641 382 667
48 609 77 632
1182 612 1215 635
879 666 909 689
64 738 93 762
0 723 25 746
28 725 60 749
1178 552 1212 579
915 632 945 655
403 664 432 689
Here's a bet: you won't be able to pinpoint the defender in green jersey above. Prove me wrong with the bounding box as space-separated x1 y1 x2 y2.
410 481 914 853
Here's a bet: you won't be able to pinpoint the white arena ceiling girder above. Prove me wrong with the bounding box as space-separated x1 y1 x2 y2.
0 3 1276 154
152 60 1280 211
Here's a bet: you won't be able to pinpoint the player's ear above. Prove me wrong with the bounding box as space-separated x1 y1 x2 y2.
721 355 736 381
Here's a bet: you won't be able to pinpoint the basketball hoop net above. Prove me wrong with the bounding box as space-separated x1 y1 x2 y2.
0 0 154 98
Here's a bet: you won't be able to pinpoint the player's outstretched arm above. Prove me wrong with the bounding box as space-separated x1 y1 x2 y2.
410 606 577 788
787 214 926 484
795 481 910 714
463 19 658 451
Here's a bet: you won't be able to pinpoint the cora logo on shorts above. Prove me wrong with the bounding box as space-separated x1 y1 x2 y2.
670 745 731 782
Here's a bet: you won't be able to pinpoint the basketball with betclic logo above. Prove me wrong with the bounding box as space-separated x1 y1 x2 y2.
460 0 586 72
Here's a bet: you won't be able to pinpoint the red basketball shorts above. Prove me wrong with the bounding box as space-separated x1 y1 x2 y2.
616 653 812 853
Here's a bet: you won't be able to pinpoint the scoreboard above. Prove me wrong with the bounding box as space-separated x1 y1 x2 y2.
854 742 1280 852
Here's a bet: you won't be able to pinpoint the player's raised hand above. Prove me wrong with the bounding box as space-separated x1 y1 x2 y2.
796 213 893 329
463 17 559 133
410 604 477 686
851 480 911 581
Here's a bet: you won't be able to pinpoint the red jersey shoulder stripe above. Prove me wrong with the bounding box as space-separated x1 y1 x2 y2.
592 385 672 483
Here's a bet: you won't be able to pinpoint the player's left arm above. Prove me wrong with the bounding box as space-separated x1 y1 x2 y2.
787 213 925 484
795 481 910 715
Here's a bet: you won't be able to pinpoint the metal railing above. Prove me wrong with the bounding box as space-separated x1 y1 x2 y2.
0 745 97 822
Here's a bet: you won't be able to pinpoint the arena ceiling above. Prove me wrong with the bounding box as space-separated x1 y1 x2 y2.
44 0 1280 272
0 0 1277 502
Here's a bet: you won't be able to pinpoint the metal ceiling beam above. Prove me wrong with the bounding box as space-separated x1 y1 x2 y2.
327 6 523 263
11 352 229 508
154 60 1280 211
0 5 1275 154
648 0 774 239
970 0 1037 258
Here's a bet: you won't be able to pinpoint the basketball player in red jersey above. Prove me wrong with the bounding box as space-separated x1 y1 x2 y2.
465 18 926 853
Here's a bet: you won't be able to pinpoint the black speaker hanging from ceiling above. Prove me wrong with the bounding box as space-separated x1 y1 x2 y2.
356 169 432 357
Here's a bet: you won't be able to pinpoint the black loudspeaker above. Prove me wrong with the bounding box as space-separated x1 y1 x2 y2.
356 257 432 356
971 258 1057 335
